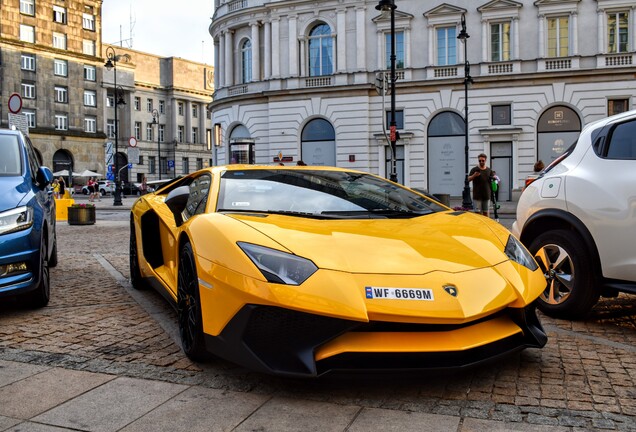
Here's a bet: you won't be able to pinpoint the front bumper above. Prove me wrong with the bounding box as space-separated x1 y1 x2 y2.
0 228 41 298
204 303 547 377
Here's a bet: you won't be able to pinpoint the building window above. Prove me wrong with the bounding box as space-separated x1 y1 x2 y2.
84 65 96 81
22 82 36 99
547 17 569 57
20 25 35 43
146 124 153 141
608 99 629 116
20 0 35 15
159 100 165 114
206 109 211 120
54 59 68 76
85 117 97 133
53 32 67 50
607 11 629 54
146 99 153 112
178 125 185 142
182 158 190 174
84 90 96 107
106 93 115 107
492 105 511 125
134 97 141 111
149 156 156 174
436 26 457 66
308 23 334 76
55 86 68 103
82 40 96 56
107 119 116 138
83 13 95 31
55 114 68 131
385 110 404 130
134 122 141 140
192 105 198 118
490 22 511 62
159 125 165 142
21 54 35 71
192 127 198 143
241 39 252 83
53 6 67 24
385 31 405 69
160 157 168 175
24 110 36 128
178 102 184 116
196 158 203 170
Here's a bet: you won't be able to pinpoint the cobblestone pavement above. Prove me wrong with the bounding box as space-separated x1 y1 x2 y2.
0 219 635 431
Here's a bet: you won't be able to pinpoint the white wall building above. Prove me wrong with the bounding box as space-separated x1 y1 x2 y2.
209 0 636 200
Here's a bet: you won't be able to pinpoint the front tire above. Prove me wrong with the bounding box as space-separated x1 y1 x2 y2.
529 229 599 320
129 220 147 290
25 239 50 308
177 241 208 361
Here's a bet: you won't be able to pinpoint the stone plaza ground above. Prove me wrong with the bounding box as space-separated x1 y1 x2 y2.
0 209 634 431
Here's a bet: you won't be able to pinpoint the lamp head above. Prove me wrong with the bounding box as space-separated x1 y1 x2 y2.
457 14 469 42
375 0 396 12
104 59 114 70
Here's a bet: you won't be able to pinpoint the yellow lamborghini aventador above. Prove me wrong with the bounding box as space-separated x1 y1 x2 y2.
129 165 547 377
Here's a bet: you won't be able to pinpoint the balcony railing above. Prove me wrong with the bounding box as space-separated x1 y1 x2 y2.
228 0 248 12
228 84 248 96
487 63 514 74
545 59 572 70
605 54 633 67
305 77 332 88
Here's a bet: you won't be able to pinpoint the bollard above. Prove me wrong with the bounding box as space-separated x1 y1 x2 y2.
55 198 75 221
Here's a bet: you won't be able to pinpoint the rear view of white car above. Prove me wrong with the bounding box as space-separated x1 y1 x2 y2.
512 109 636 319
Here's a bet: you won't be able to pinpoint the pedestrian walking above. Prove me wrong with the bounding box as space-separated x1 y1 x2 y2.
52 179 60 199
468 153 493 217
58 176 66 198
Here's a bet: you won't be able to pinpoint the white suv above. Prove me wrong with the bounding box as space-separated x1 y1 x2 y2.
512 109 636 319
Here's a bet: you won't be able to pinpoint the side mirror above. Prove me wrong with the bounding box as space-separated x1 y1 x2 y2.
36 167 54 191
165 185 190 226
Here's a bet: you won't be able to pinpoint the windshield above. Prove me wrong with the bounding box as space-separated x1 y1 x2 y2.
217 169 445 219
0 135 22 176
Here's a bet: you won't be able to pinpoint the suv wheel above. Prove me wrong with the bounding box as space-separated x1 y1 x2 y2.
530 229 599 320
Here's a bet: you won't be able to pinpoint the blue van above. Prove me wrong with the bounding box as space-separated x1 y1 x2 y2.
0 129 56 307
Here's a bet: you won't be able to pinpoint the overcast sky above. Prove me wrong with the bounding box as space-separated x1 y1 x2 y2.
102 0 215 64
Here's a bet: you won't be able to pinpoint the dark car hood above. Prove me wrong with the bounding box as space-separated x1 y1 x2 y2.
0 176 33 212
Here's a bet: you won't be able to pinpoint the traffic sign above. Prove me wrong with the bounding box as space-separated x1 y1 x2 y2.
128 163 133 169
167 160 175 168
128 137 137 147
8 93 22 114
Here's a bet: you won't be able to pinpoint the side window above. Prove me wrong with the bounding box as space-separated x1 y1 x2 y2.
184 174 212 219
24 136 41 181
606 120 636 159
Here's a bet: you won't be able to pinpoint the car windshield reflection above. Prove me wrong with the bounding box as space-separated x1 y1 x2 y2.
217 169 444 219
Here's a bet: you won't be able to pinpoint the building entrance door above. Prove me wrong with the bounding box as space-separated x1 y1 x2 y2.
490 142 512 202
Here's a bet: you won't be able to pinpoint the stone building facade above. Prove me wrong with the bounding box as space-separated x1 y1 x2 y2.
209 0 636 200
0 0 214 186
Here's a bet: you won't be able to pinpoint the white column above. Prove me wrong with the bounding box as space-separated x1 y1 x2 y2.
299 37 307 76
377 30 384 70
224 30 234 86
185 101 192 143
513 17 519 59
482 20 488 62
271 18 280 78
264 21 271 79
405 28 411 68
355 6 366 71
428 25 435 65
218 33 225 87
538 15 545 58
199 104 206 144
336 8 346 73
632 6 636 54
170 99 178 141
251 22 260 81
598 11 604 53
571 13 578 56
288 15 298 76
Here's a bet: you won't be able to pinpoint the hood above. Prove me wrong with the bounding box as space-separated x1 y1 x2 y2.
230 212 508 274
0 176 32 212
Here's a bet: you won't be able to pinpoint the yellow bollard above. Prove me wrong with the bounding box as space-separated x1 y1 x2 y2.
55 198 75 221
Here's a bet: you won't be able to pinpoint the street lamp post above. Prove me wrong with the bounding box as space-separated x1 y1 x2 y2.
458 14 474 209
104 46 130 206
151 109 161 180
376 0 398 183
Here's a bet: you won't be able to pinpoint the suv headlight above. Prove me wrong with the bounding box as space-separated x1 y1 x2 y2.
504 235 538 271
0 206 34 235
238 242 318 285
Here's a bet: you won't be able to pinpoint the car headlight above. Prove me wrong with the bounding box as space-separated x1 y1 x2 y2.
238 242 318 285
0 206 34 235
504 235 538 271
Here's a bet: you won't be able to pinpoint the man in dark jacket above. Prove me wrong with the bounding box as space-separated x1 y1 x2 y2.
468 153 493 216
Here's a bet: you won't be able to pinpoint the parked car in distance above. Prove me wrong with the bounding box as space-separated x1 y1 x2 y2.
81 180 114 196
512 109 636 319
121 182 142 195
0 128 57 308
130 165 547 376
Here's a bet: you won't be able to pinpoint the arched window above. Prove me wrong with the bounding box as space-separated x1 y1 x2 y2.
241 39 252 83
229 124 255 164
427 111 466 196
308 23 333 76
301 118 336 166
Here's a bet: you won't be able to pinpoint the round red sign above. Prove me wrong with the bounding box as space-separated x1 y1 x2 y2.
8 93 22 114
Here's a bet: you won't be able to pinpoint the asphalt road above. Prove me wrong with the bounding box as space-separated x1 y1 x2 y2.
0 208 634 431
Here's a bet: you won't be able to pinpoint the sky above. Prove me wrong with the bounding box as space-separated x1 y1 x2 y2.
102 0 215 64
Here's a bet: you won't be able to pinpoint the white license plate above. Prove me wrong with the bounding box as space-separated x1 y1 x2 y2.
365 287 434 301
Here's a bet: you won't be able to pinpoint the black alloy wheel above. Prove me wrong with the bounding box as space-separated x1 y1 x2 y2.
177 241 209 361
129 220 147 290
26 238 50 308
